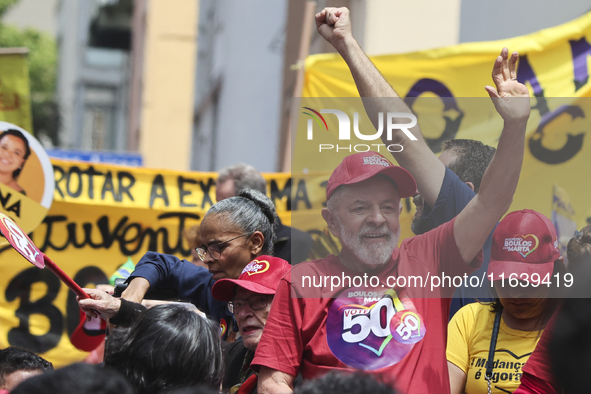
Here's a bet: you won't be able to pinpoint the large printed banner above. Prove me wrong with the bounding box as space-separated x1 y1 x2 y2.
304 11 591 99
301 10 591 231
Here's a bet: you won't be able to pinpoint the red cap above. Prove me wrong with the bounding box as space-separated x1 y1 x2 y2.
211 256 291 302
70 309 106 352
488 209 560 283
326 152 416 200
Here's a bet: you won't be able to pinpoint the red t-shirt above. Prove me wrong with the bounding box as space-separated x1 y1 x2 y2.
514 313 560 394
514 373 558 394
252 218 481 394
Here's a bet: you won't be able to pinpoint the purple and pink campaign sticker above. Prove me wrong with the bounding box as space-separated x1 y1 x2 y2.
326 287 426 370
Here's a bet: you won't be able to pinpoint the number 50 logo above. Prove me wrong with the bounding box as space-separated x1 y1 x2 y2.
342 298 395 344
391 311 426 345
327 289 427 370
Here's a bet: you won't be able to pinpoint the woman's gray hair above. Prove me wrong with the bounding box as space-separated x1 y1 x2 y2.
205 189 278 255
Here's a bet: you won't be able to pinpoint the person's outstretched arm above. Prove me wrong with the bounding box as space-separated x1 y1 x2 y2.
121 252 215 313
316 7 445 207
455 48 530 264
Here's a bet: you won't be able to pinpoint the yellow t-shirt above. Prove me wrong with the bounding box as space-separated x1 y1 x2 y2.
446 303 542 394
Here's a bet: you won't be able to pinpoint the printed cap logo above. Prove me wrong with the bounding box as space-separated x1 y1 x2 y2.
241 259 270 276
326 287 426 370
362 155 391 167
219 318 227 337
503 234 540 258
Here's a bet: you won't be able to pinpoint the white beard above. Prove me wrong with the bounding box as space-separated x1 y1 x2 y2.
337 221 399 269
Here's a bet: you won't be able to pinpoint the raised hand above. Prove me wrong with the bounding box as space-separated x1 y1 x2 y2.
315 7 352 50
485 48 530 123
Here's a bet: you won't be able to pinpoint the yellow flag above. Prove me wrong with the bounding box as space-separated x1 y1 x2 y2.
302 10 591 234
0 49 32 133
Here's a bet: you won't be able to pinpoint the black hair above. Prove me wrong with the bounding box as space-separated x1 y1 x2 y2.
294 371 399 394
105 304 224 394
441 139 496 193
206 188 278 255
551 296 591 394
0 129 31 179
0 347 53 387
550 250 591 393
10 363 132 394
165 386 221 394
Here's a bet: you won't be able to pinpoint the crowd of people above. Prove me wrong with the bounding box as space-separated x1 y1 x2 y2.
1 6 590 394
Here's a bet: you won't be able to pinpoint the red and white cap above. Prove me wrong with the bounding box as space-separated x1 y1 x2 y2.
488 209 561 282
211 256 291 302
326 152 416 200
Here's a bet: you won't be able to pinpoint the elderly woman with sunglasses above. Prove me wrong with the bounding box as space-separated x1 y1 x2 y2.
78 189 278 339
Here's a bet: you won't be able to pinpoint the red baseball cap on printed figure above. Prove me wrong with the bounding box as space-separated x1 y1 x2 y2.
326 151 416 200
212 256 291 301
0 121 54 237
488 209 561 283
